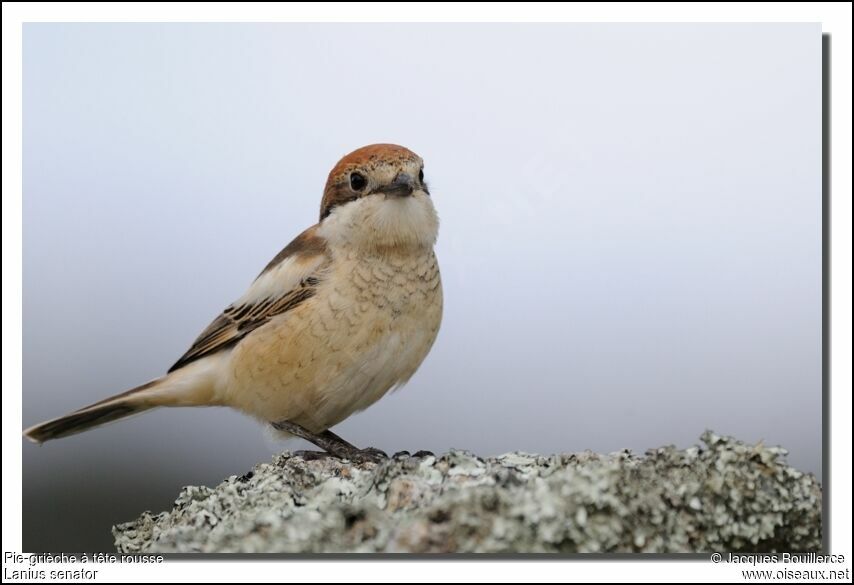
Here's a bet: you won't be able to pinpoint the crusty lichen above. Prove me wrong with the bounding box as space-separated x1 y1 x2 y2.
113 431 822 553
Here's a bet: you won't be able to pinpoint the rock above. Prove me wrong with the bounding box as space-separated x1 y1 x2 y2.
113 431 822 553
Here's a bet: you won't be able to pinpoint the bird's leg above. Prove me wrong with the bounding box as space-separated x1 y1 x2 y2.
271 419 387 463
321 429 390 462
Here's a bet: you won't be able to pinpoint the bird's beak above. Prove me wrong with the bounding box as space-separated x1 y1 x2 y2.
380 173 415 198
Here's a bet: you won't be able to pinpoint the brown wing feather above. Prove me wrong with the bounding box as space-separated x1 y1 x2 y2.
168 226 327 373
168 279 319 373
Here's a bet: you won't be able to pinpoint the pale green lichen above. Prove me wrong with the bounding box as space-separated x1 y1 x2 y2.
113 432 822 553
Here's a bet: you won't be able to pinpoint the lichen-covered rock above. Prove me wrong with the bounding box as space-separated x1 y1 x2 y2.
113 432 822 553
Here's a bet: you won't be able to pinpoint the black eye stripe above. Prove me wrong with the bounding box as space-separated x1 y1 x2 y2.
418 168 424 183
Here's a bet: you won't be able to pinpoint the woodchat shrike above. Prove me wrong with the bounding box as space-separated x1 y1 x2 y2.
24 144 443 461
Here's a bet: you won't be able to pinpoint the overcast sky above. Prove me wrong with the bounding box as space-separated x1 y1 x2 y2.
23 23 822 551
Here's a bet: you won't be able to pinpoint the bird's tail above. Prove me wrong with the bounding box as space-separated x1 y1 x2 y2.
23 358 222 444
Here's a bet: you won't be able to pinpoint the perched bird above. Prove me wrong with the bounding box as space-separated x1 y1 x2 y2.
24 144 442 462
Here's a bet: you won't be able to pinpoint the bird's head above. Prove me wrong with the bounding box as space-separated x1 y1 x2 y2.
318 144 438 251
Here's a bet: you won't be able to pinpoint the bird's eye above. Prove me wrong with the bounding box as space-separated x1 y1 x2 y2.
418 168 424 183
350 172 367 191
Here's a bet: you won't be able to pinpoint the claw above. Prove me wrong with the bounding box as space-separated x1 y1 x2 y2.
346 447 387 464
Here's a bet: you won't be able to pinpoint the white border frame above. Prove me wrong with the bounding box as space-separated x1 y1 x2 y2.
3 3 850 582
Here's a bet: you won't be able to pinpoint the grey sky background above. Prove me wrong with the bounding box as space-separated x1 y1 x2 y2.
23 23 822 552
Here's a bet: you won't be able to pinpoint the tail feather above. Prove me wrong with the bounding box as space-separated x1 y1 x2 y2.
23 380 162 444
23 402 146 443
23 355 223 444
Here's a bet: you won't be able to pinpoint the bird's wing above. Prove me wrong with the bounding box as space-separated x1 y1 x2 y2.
168 225 328 373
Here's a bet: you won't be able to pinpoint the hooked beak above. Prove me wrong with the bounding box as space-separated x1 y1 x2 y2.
379 173 415 198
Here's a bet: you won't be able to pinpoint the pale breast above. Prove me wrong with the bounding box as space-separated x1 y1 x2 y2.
225 248 442 432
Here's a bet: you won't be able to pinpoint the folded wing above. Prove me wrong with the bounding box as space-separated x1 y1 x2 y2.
169 226 329 373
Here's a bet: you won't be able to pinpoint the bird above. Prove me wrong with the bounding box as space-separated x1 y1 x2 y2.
23 144 443 462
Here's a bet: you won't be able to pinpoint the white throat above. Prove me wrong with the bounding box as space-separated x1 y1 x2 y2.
318 192 439 253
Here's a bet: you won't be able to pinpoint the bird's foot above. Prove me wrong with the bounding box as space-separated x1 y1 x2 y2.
317 443 387 464
271 419 387 464
293 450 334 461
345 446 388 464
